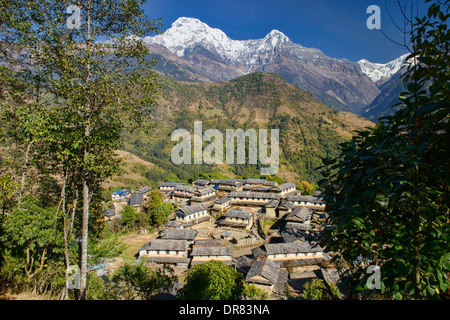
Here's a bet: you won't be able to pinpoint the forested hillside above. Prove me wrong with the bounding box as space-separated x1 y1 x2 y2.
122 72 374 184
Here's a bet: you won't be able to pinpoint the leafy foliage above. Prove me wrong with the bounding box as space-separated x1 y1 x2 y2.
1 195 62 279
302 279 341 300
319 0 450 300
178 260 244 300
87 261 178 300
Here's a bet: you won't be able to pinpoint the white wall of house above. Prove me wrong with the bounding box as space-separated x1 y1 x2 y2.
177 210 208 221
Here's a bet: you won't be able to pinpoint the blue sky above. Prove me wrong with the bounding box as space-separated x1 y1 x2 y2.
142 0 428 64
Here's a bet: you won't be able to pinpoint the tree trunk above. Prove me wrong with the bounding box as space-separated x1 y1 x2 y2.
19 140 33 201
79 123 90 300
79 0 92 300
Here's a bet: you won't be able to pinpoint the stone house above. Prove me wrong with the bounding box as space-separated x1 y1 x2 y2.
189 239 233 266
262 242 323 266
189 186 218 206
218 208 254 230
139 239 190 267
244 257 289 294
175 203 211 227
229 191 279 207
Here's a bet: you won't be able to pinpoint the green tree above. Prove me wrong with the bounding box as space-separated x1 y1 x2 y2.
147 189 163 213
11 0 163 299
242 283 268 300
298 180 316 195
178 260 244 300
319 0 449 300
150 202 174 226
302 279 341 300
121 205 138 230
1 195 62 280
0 174 18 214
108 261 177 300
88 235 126 268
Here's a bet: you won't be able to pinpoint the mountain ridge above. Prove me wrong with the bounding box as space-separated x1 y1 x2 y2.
142 17 386 114
357 53 409 84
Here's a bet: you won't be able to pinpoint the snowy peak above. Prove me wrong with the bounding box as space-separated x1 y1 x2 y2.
141 17 385 114
358 53 409 83
144 17 232 57
143 17 297 65
265 29 290 41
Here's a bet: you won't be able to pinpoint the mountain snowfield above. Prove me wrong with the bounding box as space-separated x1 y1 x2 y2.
357 53 409 83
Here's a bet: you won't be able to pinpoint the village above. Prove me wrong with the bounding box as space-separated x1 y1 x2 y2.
104 178 341 299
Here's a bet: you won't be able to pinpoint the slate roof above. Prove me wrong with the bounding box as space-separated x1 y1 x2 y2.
160 229 198 241
190 245 232 257
160 182 186 188
214 197 230 205
286 195 325 204
177 203 207 216
284 222 312 232
165 220 183 229
285 206 313 222
194 239 224 246
245 178 268 185
137 186 152 194
277 200 294 210
194 187 216 196
251 247 268 260
276 182 297 192
223 209 253 220
192 179 210 186
265 199 279 208
210 179 243 186
245 257 281 286
264 241 322 255
281 223 312 243
128 193 144 206
229 191 279 200
148 239 188 251
173 185 196 193
219 220 249 228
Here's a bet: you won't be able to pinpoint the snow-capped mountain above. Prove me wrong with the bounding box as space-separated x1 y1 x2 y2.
144 17 324 73
357 54 409 83
142 17 405 115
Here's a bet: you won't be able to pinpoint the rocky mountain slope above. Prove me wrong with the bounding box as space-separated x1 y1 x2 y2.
357 55 410 121
357 54 408 85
